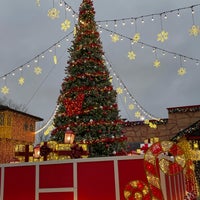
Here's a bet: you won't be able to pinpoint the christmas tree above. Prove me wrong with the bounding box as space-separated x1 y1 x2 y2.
51 0 127 157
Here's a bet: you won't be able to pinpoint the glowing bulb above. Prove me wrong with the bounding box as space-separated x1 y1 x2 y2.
131 18 134 25
191 8 195 14
151 16 154 21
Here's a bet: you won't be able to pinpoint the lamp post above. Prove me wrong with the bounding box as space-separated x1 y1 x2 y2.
64 127 75 144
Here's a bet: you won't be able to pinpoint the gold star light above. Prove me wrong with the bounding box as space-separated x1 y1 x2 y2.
61 19 71 31
157 30 168 42
34 66 42 75
132 33 140 43
189 25 199 36
128 51 136 60
111 34 119 42
128 104 135 110
178 67 186 76
116 87 123 94
153 59 161 68
48 8 60 19
18 77 25 85
1 86 9 94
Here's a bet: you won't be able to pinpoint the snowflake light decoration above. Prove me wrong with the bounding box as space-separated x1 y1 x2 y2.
189 25 199 36
135 111 141 118
132 33 140 43
153 59 161 68
34 66 42 75
157 30 168 42
116 87 123 94
61 19 71 31
48 8 60 19
128 104 135 110
111 34 119 42
18 77 25 85
178 67 186 76
128 51 136 60
1 86 9 94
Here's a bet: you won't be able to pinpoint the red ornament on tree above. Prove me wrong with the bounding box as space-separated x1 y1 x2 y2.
64 93 85 116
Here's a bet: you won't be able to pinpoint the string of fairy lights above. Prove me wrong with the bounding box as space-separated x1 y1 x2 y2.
104 55 160 122
1 0 200 131
100 26 200 73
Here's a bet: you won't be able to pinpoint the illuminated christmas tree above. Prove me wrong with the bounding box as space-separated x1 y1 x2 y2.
51 0 127 157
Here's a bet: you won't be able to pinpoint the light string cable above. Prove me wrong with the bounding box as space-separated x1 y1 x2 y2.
60 0 200 64
0 31 73 80
36 104 58 134
96 4 200 24
104 54 160 121
100 26 200 64
104 55 134 121
28 39 71 133
25 43 68 108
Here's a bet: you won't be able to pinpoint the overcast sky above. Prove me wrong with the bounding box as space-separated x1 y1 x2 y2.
1 0 200 128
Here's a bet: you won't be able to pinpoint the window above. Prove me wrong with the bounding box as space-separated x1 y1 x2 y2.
7 114 12 126
30 124 34 132
24 122 28 131
0 113 5 126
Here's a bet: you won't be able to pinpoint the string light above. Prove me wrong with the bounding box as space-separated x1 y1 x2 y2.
130 18 134 25
95 3 200 25
101 26 200 67
177 9 180 17
105 55 159 121
0 31 73 80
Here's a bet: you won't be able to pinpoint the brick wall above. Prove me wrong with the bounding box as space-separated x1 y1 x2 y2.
124 105 200 143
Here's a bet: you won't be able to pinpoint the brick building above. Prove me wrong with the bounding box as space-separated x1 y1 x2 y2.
0 105 43 163
124 104 200 143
